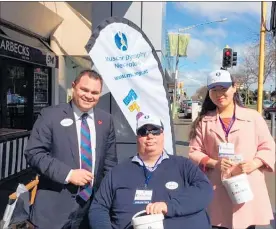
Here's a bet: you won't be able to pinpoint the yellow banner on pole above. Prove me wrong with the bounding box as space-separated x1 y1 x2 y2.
168 33 190 57
177 81 184 88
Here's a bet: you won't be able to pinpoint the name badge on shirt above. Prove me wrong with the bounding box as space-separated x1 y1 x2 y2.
134 189 153 204
228 154 244 164
218 143 235 158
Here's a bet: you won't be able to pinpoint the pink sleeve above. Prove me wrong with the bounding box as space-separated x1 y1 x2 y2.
255 113 275 172
189 121 208 165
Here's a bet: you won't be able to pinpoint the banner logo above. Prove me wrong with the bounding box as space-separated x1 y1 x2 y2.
123 89 140 112
114 32 128 51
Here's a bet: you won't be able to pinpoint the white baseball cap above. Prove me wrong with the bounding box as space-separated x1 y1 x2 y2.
136 114 163 132
207 69 233 89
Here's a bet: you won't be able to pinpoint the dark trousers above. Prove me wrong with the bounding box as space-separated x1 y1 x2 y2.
62 196 92 229
212 226 256 229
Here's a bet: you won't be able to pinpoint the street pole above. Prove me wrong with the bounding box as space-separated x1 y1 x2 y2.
257 1 266 113
171 18 228 119
172 33 180 119
178 18 227 32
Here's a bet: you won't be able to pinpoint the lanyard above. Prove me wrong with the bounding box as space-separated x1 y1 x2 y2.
139 154 162 188
219 114 235 138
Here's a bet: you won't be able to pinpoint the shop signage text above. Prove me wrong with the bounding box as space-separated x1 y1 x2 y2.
0 35 58 68
0 39 30 58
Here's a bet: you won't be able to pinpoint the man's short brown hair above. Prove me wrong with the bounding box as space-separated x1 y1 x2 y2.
74 69 103 86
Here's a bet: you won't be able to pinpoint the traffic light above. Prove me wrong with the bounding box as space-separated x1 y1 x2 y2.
222 48 232 68
232 52 237 66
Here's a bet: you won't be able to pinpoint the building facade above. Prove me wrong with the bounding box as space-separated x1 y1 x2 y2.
0 2 93 131
0 2 170 164
0 29 56 130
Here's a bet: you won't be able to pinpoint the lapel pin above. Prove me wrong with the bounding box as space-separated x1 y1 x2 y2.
98 120 103 125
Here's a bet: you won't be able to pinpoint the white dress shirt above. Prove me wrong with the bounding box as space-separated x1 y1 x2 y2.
65 103 96 185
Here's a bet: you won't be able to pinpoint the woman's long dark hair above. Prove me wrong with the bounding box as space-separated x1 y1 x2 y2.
189 76 244 140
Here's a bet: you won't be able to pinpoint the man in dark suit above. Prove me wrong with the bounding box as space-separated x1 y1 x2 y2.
25 69 117 229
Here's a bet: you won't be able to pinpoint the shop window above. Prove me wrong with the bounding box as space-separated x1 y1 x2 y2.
33 67 50 115
6 66 27 105
4 64 29 129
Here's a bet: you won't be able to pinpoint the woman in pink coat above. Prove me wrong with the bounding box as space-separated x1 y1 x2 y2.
189 69 275 229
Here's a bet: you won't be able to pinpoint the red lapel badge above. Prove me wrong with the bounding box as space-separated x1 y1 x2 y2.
98 120 103 125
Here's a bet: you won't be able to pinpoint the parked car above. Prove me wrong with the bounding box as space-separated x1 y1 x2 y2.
179 99 192 113
263 101 276 119
182 100 202 119
263 100 273 109
183 101 193 118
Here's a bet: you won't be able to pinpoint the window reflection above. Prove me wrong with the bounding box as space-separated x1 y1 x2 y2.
5 65 28 129
6 65 27 105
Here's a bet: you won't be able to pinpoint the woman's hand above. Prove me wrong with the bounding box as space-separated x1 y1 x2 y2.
229 165 243 176
215 158 234 173
239 158 263 174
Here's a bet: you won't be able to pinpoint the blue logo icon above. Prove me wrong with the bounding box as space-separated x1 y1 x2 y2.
114 32 128 51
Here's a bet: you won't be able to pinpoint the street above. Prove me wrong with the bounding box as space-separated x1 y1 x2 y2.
175 114 275 229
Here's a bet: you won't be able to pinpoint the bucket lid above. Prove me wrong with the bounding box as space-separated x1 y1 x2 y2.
132 210 164 226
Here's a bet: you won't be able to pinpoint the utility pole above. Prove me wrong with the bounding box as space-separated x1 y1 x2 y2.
171 18 228 119
172 34 180 119
257 1 267 113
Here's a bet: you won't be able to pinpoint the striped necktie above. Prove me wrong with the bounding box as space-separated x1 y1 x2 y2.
78 113 93 201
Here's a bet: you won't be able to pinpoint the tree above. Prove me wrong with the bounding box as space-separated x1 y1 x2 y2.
242 34 276 84
232 71 257 105
231 34 276 105
192 86 208 101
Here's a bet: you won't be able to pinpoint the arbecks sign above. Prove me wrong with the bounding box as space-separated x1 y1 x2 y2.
0 38 30 57
0 35 58 68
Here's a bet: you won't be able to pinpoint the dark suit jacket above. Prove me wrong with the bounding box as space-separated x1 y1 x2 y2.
24 102 117 229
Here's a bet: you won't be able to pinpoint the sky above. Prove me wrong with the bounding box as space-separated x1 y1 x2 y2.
165 2 274 97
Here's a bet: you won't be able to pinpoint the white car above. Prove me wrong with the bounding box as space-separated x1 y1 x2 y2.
183 101 202 118
183 101 193 118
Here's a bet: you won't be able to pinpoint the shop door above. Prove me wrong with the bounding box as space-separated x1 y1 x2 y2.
0 58 33 130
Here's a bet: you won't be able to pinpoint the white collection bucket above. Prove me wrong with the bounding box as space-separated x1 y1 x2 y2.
222 173 254 205
131 210 164 229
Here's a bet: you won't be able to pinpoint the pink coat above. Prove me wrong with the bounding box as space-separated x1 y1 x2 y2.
189 105 275 229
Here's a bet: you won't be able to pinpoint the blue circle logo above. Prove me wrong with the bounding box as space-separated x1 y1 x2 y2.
114 32 128 51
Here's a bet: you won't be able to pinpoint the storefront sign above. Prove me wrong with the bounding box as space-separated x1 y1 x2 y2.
0 35 58 68
86 17 175 155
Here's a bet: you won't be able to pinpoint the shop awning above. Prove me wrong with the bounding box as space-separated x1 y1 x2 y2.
0 25 52 53
0 2 63 38
70 56 92 69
